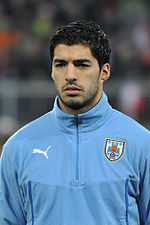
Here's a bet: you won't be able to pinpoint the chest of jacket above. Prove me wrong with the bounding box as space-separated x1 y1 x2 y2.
19 128 140 225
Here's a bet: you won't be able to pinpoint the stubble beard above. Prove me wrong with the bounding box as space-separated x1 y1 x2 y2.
54 79 101 113
58 89 99 110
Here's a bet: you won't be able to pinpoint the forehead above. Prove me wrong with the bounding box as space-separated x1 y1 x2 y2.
53 44 94 60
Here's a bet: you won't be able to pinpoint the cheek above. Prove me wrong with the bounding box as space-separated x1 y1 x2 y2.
51 71 59 82
51 67 60 80
52 73 64 91
86 72 100 87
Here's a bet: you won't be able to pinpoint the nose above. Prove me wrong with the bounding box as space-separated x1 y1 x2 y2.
65 63 77 81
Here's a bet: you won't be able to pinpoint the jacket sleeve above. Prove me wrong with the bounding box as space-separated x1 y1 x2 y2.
0 143 26 225
138 143 150 225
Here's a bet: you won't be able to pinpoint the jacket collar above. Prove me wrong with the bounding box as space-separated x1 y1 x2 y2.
51 92 112 133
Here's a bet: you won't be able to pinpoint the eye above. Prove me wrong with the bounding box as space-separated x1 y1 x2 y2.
55 63 66 67
75 63 90 68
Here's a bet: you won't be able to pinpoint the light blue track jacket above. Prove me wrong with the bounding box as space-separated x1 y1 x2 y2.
0 92 150 225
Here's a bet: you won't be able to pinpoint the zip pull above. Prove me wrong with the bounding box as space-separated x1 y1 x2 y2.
75 115 78 124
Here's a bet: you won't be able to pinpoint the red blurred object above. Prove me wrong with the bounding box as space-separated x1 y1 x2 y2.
0 31 21 55
143 51 150 65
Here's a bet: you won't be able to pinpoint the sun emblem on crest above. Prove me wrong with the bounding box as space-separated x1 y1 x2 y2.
104 138 125 162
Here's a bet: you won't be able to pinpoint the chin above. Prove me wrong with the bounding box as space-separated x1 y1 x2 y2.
64 99 84 110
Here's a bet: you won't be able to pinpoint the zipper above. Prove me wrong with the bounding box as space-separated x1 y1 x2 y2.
28 181 34 225
74 115 80 185
125 178 129 225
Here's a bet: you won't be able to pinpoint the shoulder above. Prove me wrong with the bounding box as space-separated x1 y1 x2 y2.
111 109 150 135
109 109 150 149
108 109 150 170
2 111 54 154
110 109 150 154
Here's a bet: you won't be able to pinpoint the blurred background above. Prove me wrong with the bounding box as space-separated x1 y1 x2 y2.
0 0 150 154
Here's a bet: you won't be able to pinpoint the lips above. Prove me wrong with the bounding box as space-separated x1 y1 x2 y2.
63 85 81 95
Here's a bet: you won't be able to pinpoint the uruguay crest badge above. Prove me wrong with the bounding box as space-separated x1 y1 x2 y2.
104 138 125 162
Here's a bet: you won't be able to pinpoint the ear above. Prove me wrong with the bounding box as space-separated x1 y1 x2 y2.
51 63 55 80
51 71 54 80
100 63 110 81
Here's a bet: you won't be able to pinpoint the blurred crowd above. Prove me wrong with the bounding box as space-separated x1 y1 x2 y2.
0 0 150 81
0 0 150 151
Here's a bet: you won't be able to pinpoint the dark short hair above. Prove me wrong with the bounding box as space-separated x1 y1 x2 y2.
49 20 111 69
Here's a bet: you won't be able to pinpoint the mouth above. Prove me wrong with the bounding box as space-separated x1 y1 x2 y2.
63 85 82 95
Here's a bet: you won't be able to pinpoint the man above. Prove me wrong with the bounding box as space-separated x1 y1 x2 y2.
0 21 150 225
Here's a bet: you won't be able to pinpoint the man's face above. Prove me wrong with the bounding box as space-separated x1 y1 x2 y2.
51 44 110 115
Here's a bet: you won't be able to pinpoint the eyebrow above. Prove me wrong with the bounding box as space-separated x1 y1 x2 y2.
73 59 91 64
53 58 91 64
53 59 66 64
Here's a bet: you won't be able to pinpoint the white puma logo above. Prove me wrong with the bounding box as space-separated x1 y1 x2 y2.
33 146 51 159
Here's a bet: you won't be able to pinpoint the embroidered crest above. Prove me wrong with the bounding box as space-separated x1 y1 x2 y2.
104 138 125 162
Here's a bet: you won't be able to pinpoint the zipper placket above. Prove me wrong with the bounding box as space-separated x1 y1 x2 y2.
75 116 80 185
